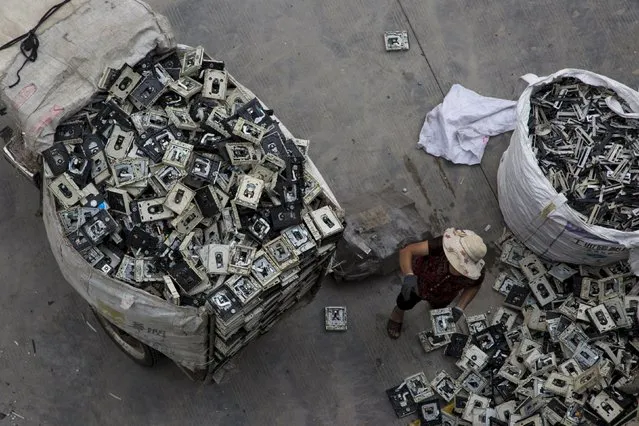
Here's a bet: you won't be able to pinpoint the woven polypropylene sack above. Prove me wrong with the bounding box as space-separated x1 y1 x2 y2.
498 69 639 272
0 0 174 153
0 0 213 371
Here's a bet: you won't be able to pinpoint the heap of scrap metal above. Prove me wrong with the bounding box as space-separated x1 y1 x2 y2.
43 46 344 364
529 77 639 231
387 233 639 425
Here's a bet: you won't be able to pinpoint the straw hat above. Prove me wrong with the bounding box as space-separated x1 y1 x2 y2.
442 228 486 279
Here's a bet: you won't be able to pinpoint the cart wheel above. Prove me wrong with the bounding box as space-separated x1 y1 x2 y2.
93 310 158 367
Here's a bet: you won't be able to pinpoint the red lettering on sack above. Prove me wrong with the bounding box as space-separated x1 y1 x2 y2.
12 84 37 109
28 105 65 139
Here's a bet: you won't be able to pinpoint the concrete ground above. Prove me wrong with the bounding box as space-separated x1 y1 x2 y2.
2 0 639 424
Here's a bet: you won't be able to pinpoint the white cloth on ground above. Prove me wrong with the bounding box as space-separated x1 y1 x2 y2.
418 84 517 165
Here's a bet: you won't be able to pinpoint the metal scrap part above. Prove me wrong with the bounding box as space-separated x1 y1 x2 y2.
529 77 639 231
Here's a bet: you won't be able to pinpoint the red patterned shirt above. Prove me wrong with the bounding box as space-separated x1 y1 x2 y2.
412 237 484 307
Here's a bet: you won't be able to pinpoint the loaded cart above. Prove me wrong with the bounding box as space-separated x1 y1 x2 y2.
0 0 343 381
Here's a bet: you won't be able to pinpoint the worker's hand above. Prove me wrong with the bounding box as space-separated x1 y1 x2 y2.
401 274 418 300
452 306 464 322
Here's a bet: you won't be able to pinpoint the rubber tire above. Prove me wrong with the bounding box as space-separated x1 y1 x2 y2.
93 310 158 367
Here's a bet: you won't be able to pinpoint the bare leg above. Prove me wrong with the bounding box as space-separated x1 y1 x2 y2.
390 306 405 323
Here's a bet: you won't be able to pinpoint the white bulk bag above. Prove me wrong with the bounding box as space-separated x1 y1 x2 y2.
0 0 211 371
498 69 639 273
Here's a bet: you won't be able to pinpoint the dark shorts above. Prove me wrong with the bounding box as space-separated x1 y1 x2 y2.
395 290 450 310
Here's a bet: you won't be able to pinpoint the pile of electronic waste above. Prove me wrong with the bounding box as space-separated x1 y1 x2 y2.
387 233 639 425
529 77 639 231
44 45 344 364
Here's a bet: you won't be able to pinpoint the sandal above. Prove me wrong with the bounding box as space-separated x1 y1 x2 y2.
387 318 402 339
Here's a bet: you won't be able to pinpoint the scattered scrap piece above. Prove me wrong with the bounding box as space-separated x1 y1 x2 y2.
386 382 418 418
430 307 456 336
384 31 409 51
325 306 347 331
